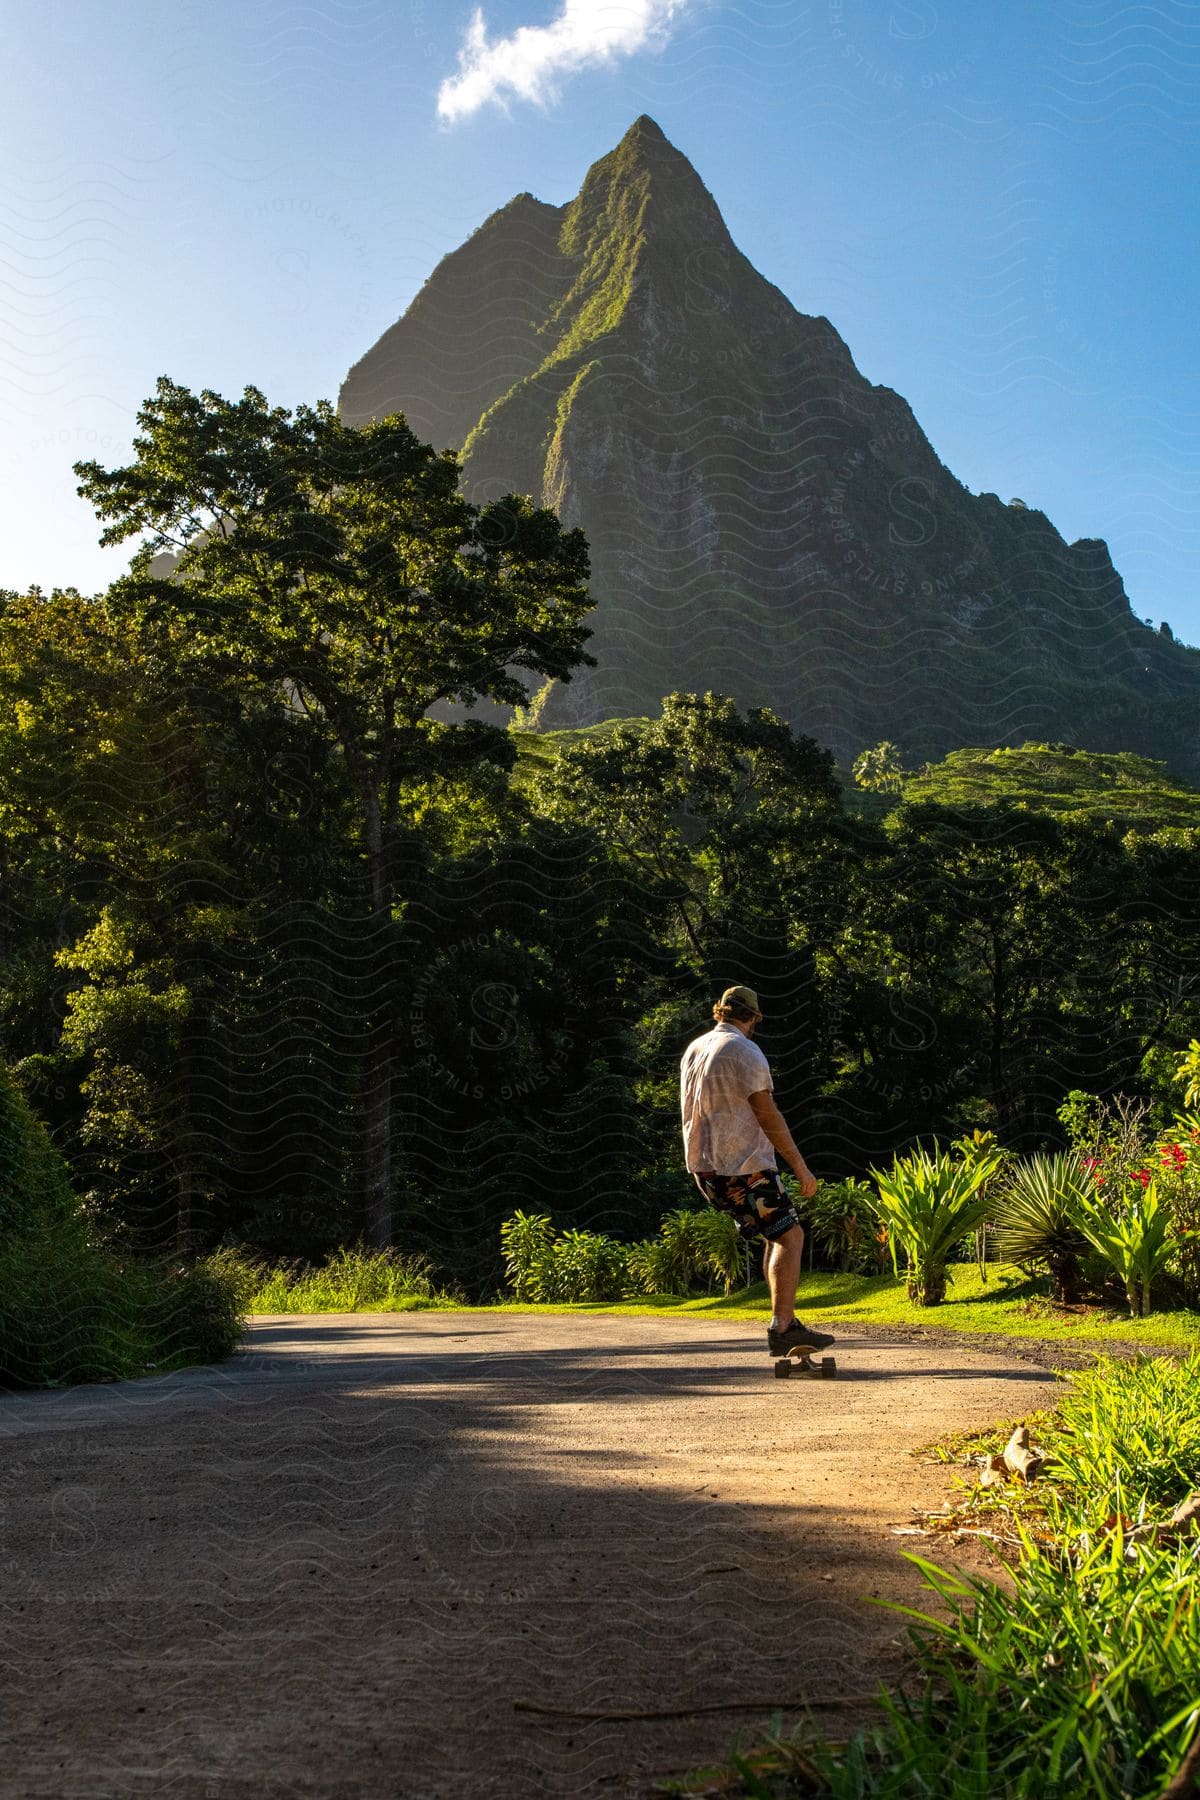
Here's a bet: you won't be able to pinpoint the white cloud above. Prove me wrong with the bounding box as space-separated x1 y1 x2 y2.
437 0 691 123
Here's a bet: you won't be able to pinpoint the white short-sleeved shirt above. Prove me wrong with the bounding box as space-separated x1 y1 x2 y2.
680 1022 776 1176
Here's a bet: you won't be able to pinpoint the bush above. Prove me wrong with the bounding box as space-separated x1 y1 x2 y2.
1050 1352 1200 1510
539 1229 628 1303
0 1224 244 1387
225 1245 452 1313
994 1151 1092 1302
0 1061 76 1239
498 1207 745 1302
1071 1178 1173 1318
0 1058 244 1387
868 1144 1003 1305
804 1177 889 1274
1149 1119 1200 1307
500 1211 556 1302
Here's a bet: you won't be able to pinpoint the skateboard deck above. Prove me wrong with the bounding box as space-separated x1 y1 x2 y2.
773 1347 837 1379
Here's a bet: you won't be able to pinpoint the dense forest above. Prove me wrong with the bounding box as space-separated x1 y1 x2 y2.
3 381 1199 1298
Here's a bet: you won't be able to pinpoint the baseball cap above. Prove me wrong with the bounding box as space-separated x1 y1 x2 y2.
720 985 761 1014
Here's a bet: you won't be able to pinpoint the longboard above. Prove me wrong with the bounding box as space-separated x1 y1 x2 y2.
773 1347 837 1379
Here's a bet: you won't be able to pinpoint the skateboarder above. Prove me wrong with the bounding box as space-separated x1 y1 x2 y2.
680 985 835 1360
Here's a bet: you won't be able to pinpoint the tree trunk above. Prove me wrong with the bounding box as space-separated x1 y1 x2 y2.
361 784 393 1247
362 1026 392 1248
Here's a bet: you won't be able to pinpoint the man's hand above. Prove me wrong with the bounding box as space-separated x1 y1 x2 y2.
791 1164 818 1201
747 1090 817 1198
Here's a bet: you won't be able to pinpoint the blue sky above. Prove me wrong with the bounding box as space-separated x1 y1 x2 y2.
3 0 1197 640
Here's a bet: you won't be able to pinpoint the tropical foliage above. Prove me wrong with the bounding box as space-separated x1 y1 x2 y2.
868 1145 1004 1305
995 1152 1093 1302
4 380 1200 1324
0 1058 242 1386
717 1355 1200 1797
501 1207 744 1303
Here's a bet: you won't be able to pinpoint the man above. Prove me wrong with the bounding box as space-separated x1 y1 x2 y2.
680 985 835 1359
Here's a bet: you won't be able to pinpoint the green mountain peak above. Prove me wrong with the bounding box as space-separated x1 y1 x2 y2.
339 122 1200 777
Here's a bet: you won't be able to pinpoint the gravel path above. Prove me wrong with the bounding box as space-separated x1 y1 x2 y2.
0 1313 1059 1799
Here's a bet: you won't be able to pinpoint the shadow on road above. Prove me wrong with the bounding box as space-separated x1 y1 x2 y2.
0 1315 1055 1800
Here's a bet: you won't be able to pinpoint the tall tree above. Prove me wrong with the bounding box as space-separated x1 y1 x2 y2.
75 379 593 1242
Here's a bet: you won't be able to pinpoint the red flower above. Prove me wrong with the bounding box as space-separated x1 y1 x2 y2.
1131 1170 1151 1187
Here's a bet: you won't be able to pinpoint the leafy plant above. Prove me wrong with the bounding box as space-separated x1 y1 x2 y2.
952 1128 1009 1280
805 1178 888 1275
689 1206 746 1293
500 1207 743 1301
1151 1121 1200 1306
1071 1178 1173 1317
1174 1039 1200 1111
867 1145 1004 1305
1050 1353 1200 1510
627 1209 745 1296
500 1210 555 1302
994 1152 1093 1302
541 1228 628 1303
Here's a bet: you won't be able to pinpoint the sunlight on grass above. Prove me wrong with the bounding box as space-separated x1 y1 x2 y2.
479 1264 1200 1348
218 1246 459 1315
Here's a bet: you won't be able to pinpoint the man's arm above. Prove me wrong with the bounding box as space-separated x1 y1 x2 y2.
747 1089 818 1198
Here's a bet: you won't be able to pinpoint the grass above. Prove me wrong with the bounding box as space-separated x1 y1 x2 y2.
678 1354 1200 1798
480 1263 1200 1350
221 1246 1200 1350
214 1246 460 1315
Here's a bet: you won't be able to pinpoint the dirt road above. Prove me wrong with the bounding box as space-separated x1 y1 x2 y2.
0 1313 1057 1798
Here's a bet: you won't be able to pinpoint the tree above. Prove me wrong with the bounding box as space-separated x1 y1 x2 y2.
852 741 906 794
75 379 594 1243
534 693 849 1147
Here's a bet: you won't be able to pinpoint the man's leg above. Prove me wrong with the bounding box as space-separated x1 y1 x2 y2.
766 1223 804 1332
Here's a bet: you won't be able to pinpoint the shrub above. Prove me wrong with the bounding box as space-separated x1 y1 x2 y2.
500 1211 555 1302
541 1229 628 1303
804 1178 889 1274
1050 1352 1200 1510
994 1152 1093 1302
0 1058 244 1387
1071 1178 1173 1317
498 1208 744 1301
0 1061 76 1240
689 1206 745 1294
0 1225 244 1387
868 1144 1003 1305
499 1213 628 1303
1149 1120 1200 1307
651 1209 710 1294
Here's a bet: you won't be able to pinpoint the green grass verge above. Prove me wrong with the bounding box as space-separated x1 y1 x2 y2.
680 1354 1200 1798
218 1246 460 1315
227 1245 1200 1349
477 1264 1200 1349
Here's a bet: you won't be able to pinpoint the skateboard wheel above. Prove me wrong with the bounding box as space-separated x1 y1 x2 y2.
774 1358 792 1378
820 1357 837 1378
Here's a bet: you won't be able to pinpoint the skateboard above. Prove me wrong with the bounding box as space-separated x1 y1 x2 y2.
773 1347 837 1379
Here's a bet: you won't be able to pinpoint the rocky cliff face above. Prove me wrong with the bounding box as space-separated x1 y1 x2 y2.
341 117 1200 771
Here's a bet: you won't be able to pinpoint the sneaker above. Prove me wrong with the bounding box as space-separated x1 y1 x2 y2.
768 1318 837 1357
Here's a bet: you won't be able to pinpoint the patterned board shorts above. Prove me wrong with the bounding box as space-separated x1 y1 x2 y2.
692 1169 800 1243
